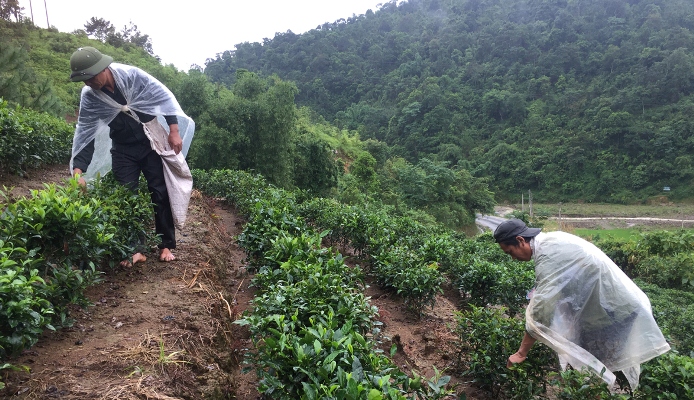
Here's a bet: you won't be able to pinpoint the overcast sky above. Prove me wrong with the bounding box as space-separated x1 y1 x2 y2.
18 0 384 71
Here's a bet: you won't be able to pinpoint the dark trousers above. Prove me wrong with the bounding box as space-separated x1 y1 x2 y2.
111 145 176 250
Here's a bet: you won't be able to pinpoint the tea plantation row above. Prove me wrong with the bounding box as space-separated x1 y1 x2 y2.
194 169 694 399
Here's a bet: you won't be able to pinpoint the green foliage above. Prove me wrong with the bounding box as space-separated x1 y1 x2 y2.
636 351 694 399
637 253 694 291
549 368 628 400
186 72 343 193
199 168 456 397
204 0 694 203
594 229 694 290
191 168 268 217
455 305 557 399
637 281 694 355
444 233 535 316
454 258 535 317
236 189 306 269
379 158 494 228
0 172 161 363
293 128 340 196
87 174 158 266
0 100 72 175
237 312 418 399
1 17 185 115
637 230 694 257
197 168 694 399
188 71 298 187
83 18 154 55
0 43 66 116
371 245 444 315
0 247 53 359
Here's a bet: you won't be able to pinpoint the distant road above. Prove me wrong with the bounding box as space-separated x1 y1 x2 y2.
475 214 506 232
554 216 694 224
475 214 694 233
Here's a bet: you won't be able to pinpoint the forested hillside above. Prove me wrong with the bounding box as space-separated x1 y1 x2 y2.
205 0 694 203
0 9 495 230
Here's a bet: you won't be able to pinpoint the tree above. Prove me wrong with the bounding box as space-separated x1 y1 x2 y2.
187 87 245 171
293 130 340 196
175 69 211 122
349 152 378 194
0 44 64 116
109 21 153 55
187 72 298 188
84 17 115 42
84 18 154 55
0 0 21 21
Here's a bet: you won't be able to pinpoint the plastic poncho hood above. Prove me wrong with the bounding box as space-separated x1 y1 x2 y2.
69 63 195 179
526 232 670 390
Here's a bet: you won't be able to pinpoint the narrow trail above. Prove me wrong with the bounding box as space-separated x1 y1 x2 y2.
1 164 253 399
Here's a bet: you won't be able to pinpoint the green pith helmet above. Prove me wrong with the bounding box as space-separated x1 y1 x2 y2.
69 47 113 82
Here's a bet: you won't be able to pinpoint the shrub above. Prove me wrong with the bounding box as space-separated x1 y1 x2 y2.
456 305 557 399
0 249 53 359
370 244 444 314
0 101 72 176
637 281 694 355
549 368 628 400
635 351 694 399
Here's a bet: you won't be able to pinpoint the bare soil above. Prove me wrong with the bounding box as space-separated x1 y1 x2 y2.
0 164 485 399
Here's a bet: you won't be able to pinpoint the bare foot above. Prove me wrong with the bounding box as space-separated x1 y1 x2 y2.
120 252 147 268
159 248 176 262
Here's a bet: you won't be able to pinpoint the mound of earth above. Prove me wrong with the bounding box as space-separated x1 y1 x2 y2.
1 164 484 399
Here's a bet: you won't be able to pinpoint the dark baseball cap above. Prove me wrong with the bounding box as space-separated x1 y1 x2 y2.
493 218 541 243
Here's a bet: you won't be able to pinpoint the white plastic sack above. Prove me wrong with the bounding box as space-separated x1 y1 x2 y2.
142 118 193 229
526 231 670 390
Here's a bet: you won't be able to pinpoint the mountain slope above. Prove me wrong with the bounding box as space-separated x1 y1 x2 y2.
205 0 694 202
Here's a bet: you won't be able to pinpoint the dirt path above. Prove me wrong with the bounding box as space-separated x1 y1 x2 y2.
1 165 481 399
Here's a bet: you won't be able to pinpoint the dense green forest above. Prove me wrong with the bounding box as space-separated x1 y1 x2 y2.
0 9 494 230
205 0 694 203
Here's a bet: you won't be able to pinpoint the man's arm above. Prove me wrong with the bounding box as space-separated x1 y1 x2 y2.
507 331 537 368
167 123 183 154
72 139 95 186
163 116 182 155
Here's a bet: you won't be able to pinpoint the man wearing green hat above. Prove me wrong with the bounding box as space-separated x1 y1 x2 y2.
69 46 194 266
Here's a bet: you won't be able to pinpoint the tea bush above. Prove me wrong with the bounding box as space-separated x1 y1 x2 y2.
455 305 557 399
0 174 161 367
594 229 694 290
196 168 694 399
0 101 72 176
237 196 307 269
635 253 694 291
635 351 694 399
191 168 268 216
447 234 534 316
201 169 455 398
637 281 694 355
370 244 444 314
549 368 627 400
0 248 52 359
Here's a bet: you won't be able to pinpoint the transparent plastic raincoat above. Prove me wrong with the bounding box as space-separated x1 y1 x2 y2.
69 63 195 180
526 232 670 390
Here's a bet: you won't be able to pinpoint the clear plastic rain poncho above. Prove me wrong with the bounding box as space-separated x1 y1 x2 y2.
526 232 670 390
69 63 195 180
